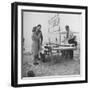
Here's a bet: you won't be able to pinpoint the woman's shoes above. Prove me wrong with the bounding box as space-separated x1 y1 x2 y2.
33 62 39 65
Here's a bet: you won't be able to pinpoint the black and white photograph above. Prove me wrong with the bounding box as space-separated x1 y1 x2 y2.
22 11 81 77
11 2 88 87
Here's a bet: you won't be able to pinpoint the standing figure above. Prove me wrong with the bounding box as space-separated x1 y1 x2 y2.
31 26 41 65
36 24 43 60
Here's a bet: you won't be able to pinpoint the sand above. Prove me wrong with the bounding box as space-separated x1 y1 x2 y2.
22 50 80 77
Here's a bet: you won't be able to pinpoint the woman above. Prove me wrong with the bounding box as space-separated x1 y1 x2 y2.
31 26 41 65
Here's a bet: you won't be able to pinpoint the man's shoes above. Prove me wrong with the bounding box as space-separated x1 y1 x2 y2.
37 58 41 60
33 62 39 65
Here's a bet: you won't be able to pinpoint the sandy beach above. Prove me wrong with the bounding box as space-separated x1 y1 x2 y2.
22 50 80 77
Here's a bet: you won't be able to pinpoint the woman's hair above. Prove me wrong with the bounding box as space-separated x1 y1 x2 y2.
32 26 37 32
37 24 41 28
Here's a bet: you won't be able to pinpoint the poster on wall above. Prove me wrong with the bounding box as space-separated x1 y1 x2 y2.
11 2 88 87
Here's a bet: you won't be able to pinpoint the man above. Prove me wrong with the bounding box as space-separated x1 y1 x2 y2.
65 25 77 59
36 24 43 60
